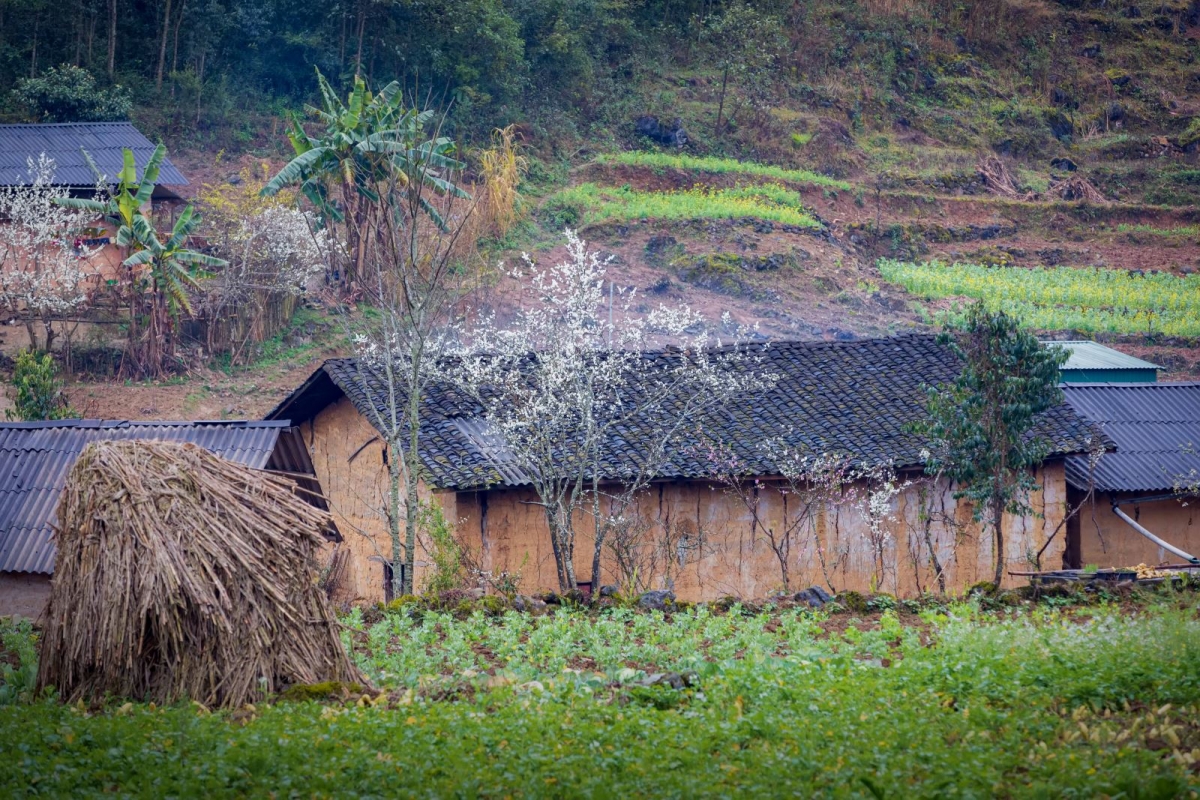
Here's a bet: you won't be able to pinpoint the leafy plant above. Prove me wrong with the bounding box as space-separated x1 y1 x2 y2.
914 303 1068 588
12 64 131 122
543 183 819 228
5 349 73 421
879 259 1200 337
419 502 466 595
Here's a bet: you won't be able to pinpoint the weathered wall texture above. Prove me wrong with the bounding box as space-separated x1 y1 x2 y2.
301 397 450 604
0 572 51 619
453 463 1070 600
305 402 1073 602
1073 494 1198 568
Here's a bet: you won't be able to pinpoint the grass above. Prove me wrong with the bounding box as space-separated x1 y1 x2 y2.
543 183 820 228
3 596 1200 796
879 259 1200 337
1116 223 1200 238
594 151 852 190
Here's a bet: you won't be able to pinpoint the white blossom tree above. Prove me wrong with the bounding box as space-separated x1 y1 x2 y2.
457 231 772 592
0 155 104 353
706 435 907 593
198 201 331 362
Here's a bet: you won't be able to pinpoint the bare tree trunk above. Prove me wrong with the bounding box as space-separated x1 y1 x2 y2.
715 64 729 134
107 0 116 77
155 0 171 91
30 14 39 78
385 439 405 600
354 0 367 78
195 49 205 125
991 497 1005 589
169 1 185 98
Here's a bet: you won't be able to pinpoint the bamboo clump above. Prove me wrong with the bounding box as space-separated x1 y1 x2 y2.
37 440 366 708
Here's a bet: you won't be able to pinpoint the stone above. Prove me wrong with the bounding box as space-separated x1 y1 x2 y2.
638 589 676 611
794 586 833 608
634 116 689 147
599 584 619 598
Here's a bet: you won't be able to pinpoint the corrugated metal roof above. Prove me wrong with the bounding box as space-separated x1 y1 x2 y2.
0 123 188 187
0 420 288 575
1063 383 1200 493
1046 341 1161 372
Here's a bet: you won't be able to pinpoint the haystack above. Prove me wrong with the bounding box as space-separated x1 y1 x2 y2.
37 440 366 707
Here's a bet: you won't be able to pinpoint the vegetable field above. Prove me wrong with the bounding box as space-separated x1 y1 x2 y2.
594 152 852 190
879 259 1200 336
3 597 1200 797
544 183 820 228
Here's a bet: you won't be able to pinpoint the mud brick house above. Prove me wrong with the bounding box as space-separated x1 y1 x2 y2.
1062 383 1200 569
0 122 189 284
270 335 1103 603
0 420 330 618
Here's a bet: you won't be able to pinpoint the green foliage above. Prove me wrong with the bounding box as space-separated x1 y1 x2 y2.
879 260 1200 337
5 350 72 421
595 152 849 190
915 304 1068 586
543 183 818 228
12 65 131 123
264 69 467 232
419 502 466 596
0 618 38 705
3 602 1200 795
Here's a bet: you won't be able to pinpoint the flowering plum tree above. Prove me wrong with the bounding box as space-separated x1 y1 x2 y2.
0 155 103 353
457 231 771 592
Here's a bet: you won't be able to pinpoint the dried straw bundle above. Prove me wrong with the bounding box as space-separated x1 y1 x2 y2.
38 440 365 707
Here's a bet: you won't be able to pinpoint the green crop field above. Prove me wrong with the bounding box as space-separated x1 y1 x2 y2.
543 183 820 228
879 259 1200 337
594 152 853 190
3 596 1200 797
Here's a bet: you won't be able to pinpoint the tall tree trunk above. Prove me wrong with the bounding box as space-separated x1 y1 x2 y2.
715 64 729 134
107 0 116 77
991 496 1005 589
195 49 205 125
339 10 347 68
354 0 366 78
30 15 39 78
170 2 185 98
155 0 172 92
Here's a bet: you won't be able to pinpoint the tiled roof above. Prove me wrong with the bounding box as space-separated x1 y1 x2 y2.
0 122 188 187
0 420 309 574
1063 383 1200 493
270 335 1101 492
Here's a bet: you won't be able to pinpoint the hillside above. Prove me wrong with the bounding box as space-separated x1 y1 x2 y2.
1 0 1199 418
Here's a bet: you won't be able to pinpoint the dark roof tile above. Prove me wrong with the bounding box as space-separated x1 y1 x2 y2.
271 335 1100 492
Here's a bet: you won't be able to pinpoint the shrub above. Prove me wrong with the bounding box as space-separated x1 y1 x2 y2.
420 502 466 595
5 350 72 421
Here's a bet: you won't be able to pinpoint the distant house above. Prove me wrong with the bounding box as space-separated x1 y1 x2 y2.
0 420 331 618
269 335 1101 602
1048 340 1161 384
1062 383 1200 569
0 122 188 201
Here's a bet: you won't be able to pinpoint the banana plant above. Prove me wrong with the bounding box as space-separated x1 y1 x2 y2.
263 68 469 278
57 145 165 242
123 204 226 317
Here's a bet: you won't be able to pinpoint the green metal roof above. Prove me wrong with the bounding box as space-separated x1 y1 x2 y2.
1043 341 1162 372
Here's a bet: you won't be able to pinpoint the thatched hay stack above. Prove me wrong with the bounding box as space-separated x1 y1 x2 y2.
37 440 365 707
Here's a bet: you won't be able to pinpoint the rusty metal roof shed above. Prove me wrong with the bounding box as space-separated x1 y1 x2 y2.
0 420 328 575
1062 383 1200 493
0 122 188 191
